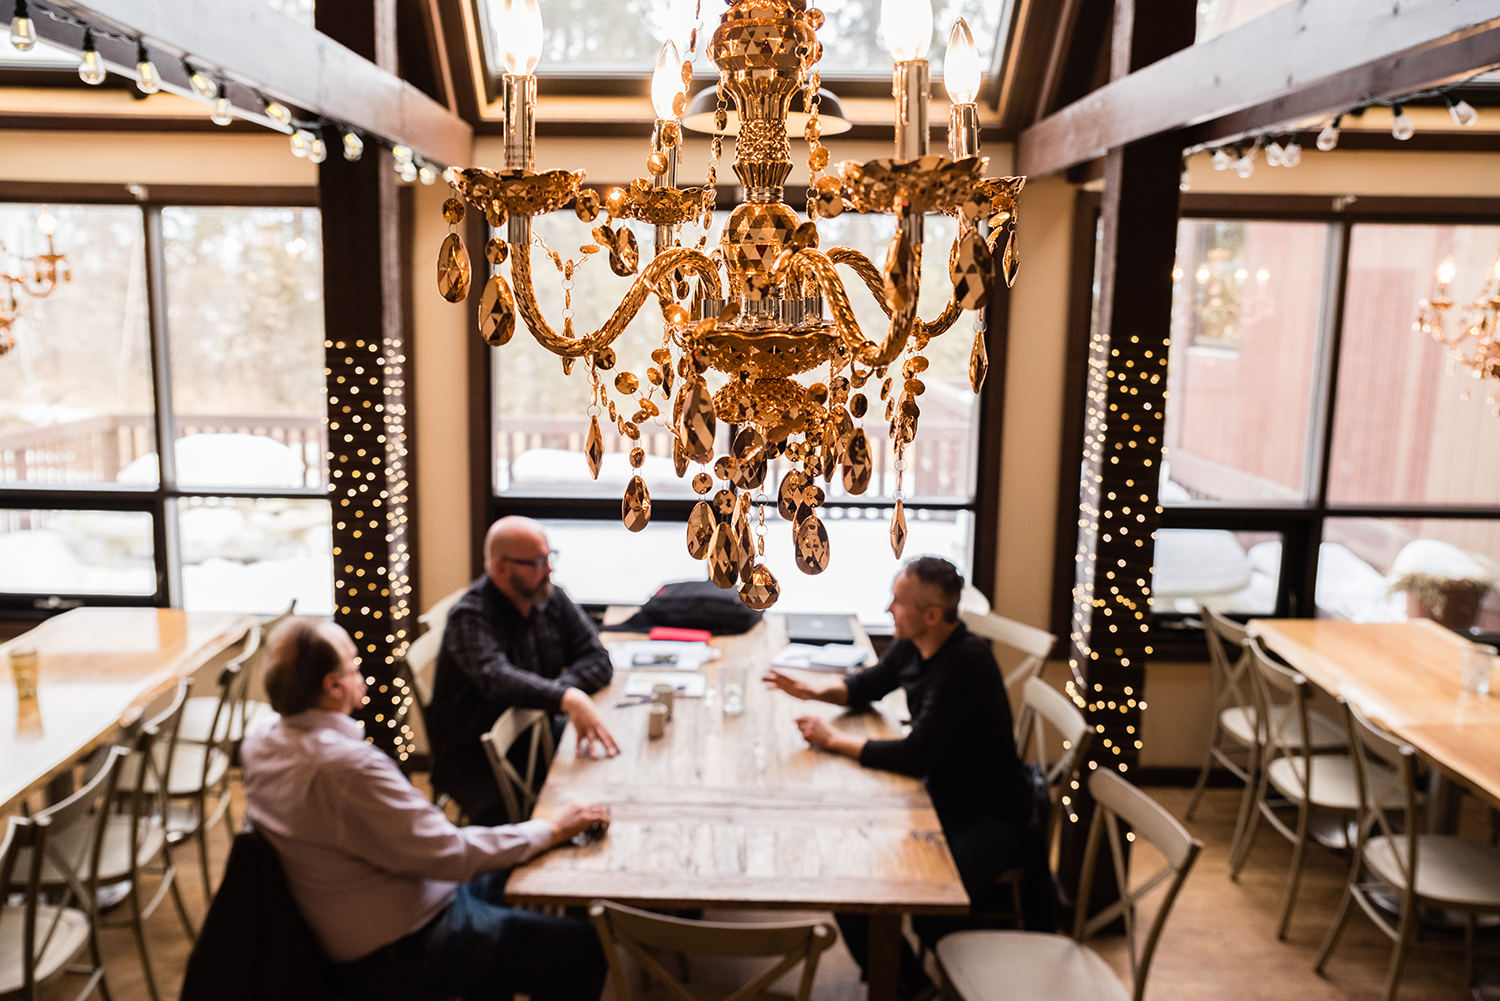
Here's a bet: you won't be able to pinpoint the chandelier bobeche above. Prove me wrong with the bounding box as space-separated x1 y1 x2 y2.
435 0 1025 609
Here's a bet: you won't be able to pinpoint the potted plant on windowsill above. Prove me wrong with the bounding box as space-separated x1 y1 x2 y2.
1386 539 1496 633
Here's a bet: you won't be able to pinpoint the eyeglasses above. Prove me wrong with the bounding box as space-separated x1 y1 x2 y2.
502 550 559 571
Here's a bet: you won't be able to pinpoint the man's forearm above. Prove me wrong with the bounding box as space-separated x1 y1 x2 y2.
829 732 865 759
818 682 850 706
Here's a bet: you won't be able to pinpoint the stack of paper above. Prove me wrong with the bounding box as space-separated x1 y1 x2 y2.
607 640 721 673
622 672 708 698
770 643 872 673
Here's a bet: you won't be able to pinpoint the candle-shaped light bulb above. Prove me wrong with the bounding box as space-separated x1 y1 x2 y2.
882 0 932 62
1437 259 1456 287
500 0 544 76
944 18 980 105
651 39 682 120
37 210 56 236
1450 98 1478 128
1391 105 1414 141
9 0 36 52
1316 116 1341 151
342 130 364 162
78 31 106 86
211 84 233 125
135 43 160 94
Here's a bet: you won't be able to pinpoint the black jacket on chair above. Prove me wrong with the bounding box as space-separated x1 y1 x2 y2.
181 827 343 1001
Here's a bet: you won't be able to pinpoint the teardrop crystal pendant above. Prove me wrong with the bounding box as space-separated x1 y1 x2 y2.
622 475 651 532
739 563 781 610
437 232 471 303
672 436 689 477
793 515 830 575
584 416 604 480
478 274 516 346
1002 224 1019 287
736 518 755 583
777 469 808 521
890 500 908 558
882 227 915 312
841 428 872 495
969 329 989 393
680 378 717 463
951 229 993 311
686 501 715 560
708 522 738 588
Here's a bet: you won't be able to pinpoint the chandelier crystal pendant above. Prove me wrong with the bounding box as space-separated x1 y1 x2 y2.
1416 255 1500 415
1 209 70 357
438 0 1025 609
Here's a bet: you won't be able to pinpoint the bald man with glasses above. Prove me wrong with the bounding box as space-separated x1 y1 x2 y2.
429 516 619 826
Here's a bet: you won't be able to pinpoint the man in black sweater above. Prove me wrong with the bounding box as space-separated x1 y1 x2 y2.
763 556 1032 994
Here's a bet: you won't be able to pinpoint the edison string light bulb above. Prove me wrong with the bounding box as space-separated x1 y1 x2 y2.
651 39 682 121
189 67 216 100
289 130 310 157
1211 148 1231 171
881 0 932 62
9 0 36 51
1316 116 1341 151
1450 98 1478 128
308 135 328 164
211 84 233 125
135 43 160 94
265 101 291 126
500 0 543 76
1391 105 1414 141
342 129 364 161
78 31 106 86
417 162 438 185
391 144 413 165
944 18 980 105
1264 141 1284 167
1281 139 1301 167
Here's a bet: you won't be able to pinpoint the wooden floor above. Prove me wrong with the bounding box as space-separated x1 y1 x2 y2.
39 784 1486 1001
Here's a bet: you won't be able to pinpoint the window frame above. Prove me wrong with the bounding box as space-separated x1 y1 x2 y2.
0 181 324 617
467 184 1010 620
1051 190 1500 650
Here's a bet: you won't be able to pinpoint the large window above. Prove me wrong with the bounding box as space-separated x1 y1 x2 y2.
1151 202 1500 636
0 196 332 616
487 206 994 627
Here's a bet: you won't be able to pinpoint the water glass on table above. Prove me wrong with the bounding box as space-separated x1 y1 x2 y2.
721 661 747 716
9 647 38 701
1462 644 1497 695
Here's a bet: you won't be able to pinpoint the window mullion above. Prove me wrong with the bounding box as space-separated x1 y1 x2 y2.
142 206 183 607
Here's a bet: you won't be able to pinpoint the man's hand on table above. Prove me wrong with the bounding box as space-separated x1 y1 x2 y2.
762 668 849 705
795 715 866 760
561 687 620 758
546 802 611 846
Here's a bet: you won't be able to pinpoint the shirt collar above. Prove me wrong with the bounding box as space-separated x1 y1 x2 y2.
283 709 366 740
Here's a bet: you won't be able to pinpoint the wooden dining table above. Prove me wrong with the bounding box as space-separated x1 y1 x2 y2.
506 614 969 1001
1247 618 1500 810
1 607 256 815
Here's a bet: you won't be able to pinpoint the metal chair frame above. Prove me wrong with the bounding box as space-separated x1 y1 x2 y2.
1184 608 1261 854
479 707 556 825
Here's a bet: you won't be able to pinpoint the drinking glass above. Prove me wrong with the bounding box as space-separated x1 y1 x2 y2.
9 648 39 701
721 662 746 717
1462 644 1497 696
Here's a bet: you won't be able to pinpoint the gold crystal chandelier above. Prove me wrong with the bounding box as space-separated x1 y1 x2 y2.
1417 255 1500 415
1 209 69 357
435 0 1024 609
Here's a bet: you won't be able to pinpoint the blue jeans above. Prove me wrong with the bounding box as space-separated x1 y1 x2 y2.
336 872 606 1001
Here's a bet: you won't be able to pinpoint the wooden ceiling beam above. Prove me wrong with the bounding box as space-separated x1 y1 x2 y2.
1018 0 1500 178
15 0 471 165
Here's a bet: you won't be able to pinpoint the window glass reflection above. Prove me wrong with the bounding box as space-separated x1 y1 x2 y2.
0 509 156 595
178 496 333 615
1153 528 1280 616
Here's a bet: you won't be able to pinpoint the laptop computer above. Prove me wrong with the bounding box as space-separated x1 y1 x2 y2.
783 613 857 646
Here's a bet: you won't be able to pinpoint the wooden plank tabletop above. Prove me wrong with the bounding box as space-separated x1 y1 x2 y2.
1247 618 1500 808
507 614 969 917
1 608 255 815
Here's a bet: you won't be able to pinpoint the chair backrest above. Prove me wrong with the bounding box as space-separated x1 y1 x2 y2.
1343 702 1421 892
590 899 835 1001
1245 635 1316 792
418 585 469 635
138 676 194 797
1074 770 1202 1001
959 609 1056 689
0 815 52 998
480 707 555 824
404 628 444 706
34 743 131 922
1202 607 1255 720
1014 678 1094 859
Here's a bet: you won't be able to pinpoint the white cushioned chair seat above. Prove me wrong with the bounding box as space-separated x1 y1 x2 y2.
119 743 230 796
1221 705 1344 749
937 930 1127 1001
178 695 273 744
1265 755 1400 811
1364 835 1500 908
13 815 166 886
0 904 91 991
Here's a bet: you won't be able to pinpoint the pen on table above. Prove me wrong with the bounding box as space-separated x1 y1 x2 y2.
614 696 652 708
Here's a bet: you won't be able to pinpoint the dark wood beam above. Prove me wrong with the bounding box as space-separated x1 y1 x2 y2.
1041 0 1114 120
992 0 1070 136
1032 0 1084 122
1019 0 1500 177
14 0 470 164
433 0 484 123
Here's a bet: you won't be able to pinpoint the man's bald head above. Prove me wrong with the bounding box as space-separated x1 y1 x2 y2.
484 516 548 571
484 516 555 608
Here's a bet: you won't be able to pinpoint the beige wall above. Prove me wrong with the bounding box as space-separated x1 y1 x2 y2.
0 130 316 186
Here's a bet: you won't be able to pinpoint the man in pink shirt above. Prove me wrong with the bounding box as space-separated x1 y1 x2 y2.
243 617 610 1001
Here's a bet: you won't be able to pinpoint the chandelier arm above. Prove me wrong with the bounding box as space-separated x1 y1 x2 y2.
508 241 721 357
918 298 963 340
787 247 920 368
826 247 888 314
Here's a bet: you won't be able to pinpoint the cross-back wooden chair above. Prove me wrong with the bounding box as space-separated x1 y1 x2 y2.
959 609 1056 693
589 899 835 1001
418 585 468 637
480 707 556 825
1315 701 1500 999
1184 608 1257 833
3 745 131 1001
936 769 1202 1001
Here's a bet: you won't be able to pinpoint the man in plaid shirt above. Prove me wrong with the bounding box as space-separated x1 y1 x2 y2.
428 517 618 825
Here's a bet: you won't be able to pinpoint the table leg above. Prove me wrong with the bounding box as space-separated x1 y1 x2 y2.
866 913 902 1001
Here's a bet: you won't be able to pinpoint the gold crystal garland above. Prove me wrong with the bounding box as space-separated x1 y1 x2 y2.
0 210 70 357
436 0 1024 609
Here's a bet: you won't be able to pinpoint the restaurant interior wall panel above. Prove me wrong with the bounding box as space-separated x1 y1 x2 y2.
0 131 317 188
1185 148 1500 198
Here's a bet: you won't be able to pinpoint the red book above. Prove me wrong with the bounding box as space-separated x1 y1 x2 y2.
649 626 713 643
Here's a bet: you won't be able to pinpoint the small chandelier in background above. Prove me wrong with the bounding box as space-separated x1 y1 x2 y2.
1416 255 1500 414
436 0 1024 609
1 209 69 357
